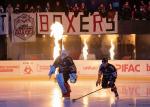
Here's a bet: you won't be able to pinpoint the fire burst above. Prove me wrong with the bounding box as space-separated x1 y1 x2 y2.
109 40 115 60
80 35 91 60
108 35 118 60
50 22 64 60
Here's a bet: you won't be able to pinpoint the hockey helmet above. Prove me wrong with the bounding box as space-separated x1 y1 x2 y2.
102 58 108 63
61 50 69 58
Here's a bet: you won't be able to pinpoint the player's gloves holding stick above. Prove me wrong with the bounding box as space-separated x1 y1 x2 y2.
96 79 101 87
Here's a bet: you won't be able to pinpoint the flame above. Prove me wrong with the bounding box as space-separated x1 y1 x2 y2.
109 40 115 60
130 34 136 59
108 35 118 60
80 35 91 60
50 22 64 60
83 39 88 60
62 35 68 50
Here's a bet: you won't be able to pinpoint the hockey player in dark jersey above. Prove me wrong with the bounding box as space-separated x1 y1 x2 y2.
48 50 77 99
96 58 119 99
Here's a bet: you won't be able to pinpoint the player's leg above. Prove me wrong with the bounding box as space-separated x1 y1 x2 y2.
56 73 68 95
109 77 119 98
63 73 71 98
101 77 109 88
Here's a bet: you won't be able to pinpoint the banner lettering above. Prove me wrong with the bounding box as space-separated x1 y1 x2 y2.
37 12 118 35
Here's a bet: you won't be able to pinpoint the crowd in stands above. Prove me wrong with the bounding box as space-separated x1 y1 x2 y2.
0 0 150 20
120 0 150 20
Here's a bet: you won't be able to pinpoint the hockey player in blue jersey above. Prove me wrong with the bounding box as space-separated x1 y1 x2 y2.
49 50 77 98
96 58 119 99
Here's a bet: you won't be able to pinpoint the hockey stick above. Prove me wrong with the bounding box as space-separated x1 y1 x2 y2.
72 88 103 102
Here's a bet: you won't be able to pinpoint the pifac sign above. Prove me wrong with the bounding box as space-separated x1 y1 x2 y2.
12 13 36 42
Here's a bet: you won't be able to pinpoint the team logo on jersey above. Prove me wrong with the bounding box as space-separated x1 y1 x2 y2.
14 13 35 40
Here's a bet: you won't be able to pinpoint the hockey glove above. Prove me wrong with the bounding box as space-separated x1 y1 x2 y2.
96 79 101 87
69 73 77 83
48 65 56 78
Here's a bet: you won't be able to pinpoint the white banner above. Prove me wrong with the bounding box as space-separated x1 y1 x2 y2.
0 60 150 77
37 12 118 35
0 13 8 35
11 13 36 42
76 60 150 76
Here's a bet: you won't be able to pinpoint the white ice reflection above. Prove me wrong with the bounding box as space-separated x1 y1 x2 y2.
83 97 88 107
51 87 62 107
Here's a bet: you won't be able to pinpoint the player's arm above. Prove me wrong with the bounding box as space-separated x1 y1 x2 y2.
48 57 60 78
66 56 77 73
97 72 102 81
96 66 102 86
96 71 102 86
66 57 77 83
110 64 117 78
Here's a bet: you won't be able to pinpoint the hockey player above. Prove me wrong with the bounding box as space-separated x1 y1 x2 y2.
96 58 119 99
48 50 77 98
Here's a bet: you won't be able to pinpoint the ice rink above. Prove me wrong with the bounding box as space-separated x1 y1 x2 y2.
0 78 150 107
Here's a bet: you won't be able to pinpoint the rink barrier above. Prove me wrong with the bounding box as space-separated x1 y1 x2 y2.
0 60 150 80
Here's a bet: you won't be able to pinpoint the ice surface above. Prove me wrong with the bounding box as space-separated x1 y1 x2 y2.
0 79 150 107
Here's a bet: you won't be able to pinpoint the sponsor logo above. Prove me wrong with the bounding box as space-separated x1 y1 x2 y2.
24 65 33 74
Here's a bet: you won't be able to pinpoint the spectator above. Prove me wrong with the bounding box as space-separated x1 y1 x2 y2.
132 4 140 20
98 3 106 17
6 4 14 16
87 0 99 15
0 0 149 21
45 2 51 12
139 5 147 20
65 0 74 7
14 3 21 13
79 2 86 11
147 1 150 20
0 5 4 13
121 1 132 20
36 5 42 12
54 0 64 12
106 3 116 20
79 2 89 16
24 4 29 12
64 3 70 16
140 0 147 9
29 5 35 13
72 2 80 17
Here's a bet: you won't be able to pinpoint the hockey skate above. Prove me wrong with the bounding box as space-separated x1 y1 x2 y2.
63 92 70 100
114 91 119 100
